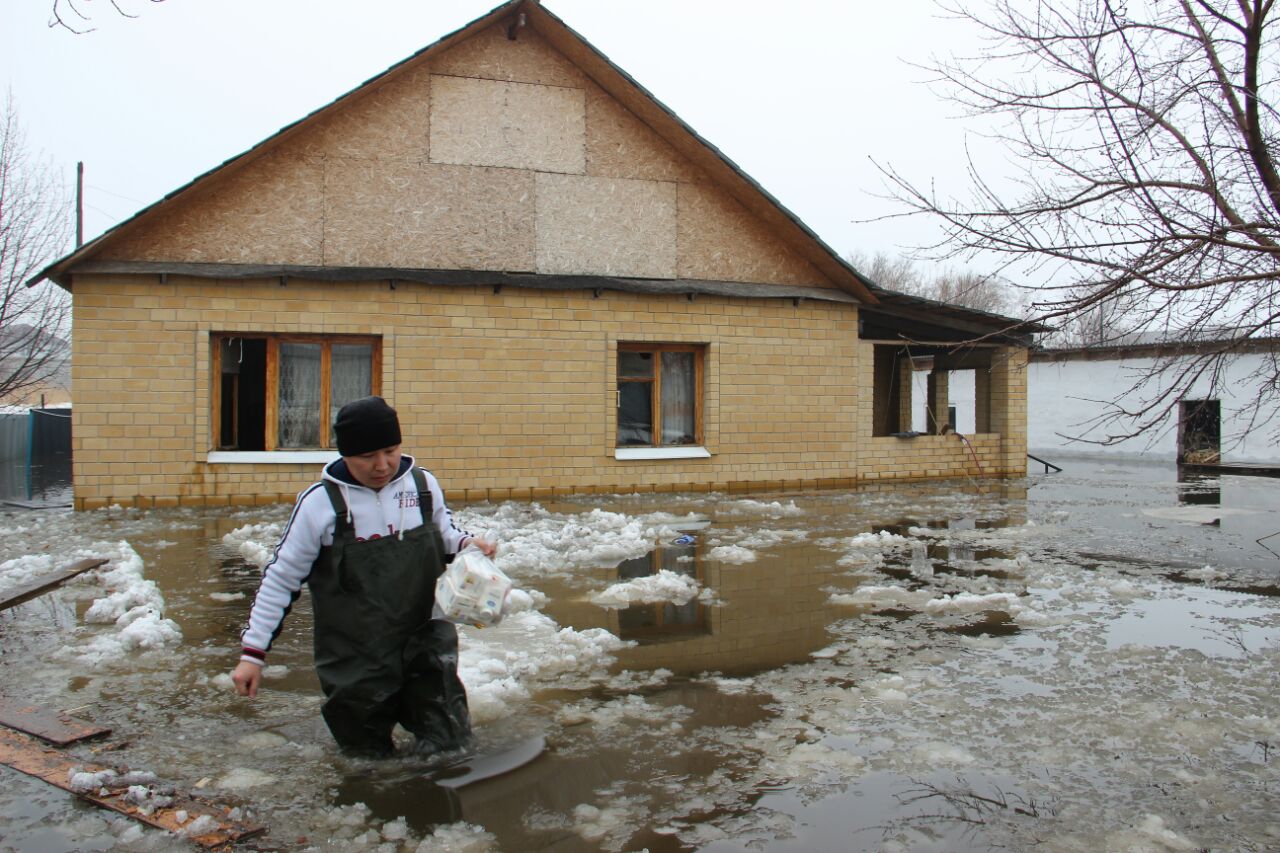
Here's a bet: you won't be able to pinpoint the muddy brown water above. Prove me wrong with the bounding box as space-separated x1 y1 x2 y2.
1 458 1277 852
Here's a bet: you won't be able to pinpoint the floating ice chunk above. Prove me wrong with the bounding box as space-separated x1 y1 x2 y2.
216 768 276 790
237 731 288 749
115 607 183 651
457 609 629 723
590 569 706 608
1105 579 1142 599
762 741 866 781
1103 814 1199 851
829 585 932 610
181 814 219 837
847 530 910 548
68 768 117 792
714 499 804 518
697 675 755 695
209 591 245 601
923 592 1020 615
707 545 757 564
571 800 646 844
413 822 496 853
913 741 975 766
503 587 545 614
222 523 283 569
0 553 59 597
381 817 410 841
1186 565 1224 582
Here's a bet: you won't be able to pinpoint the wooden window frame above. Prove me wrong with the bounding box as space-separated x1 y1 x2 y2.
617 342 706 448
212 333 382 452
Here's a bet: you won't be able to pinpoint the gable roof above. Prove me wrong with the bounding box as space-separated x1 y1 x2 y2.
31 0 878 304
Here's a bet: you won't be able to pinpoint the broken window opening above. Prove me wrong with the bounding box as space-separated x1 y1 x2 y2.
872 345 993 436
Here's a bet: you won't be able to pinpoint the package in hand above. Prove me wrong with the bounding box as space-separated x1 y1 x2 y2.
434 550 513 627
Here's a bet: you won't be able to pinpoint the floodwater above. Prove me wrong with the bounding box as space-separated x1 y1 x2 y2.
0 458 1277 852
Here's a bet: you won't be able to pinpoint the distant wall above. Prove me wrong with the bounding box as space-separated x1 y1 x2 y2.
1027 352 1280 463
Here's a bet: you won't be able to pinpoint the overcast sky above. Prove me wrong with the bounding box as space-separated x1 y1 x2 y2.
1 0 1011 275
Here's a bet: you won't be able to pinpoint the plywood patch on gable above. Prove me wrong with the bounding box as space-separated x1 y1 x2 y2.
98 151 324 266
677 182 830 288
430 22 588 89
430 75 586 174
585 84 704 184
295 64 433 161
323 160 535 271
535 173 676 278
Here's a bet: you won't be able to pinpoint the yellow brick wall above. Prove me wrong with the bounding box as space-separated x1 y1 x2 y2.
70 274 1027 509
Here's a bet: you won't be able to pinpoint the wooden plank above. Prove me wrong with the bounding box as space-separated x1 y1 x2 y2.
0 728 264 849
0 698 111 746
0 558 108 613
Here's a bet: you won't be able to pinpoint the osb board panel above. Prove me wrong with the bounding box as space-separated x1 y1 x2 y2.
535 173 676 278
430 22 589 89
99 152 324 266
676 181 831 288
429 74 586 174
322 160 536 271
293 63 433 161
584 84 704 184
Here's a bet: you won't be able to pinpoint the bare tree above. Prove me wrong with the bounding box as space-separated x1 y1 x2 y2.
0 95 73 405
50 0 165 34
848 249 1021 316
878 0 1280 441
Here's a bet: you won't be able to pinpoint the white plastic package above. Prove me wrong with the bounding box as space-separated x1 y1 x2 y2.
434 548 513 627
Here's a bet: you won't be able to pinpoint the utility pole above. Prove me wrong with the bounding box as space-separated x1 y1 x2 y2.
75 161 84 248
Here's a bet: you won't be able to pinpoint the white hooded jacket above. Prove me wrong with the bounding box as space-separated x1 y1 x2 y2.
239 454 473 662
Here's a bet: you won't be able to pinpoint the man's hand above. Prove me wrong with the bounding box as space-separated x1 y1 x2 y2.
231 660 263 697
469 538 498 558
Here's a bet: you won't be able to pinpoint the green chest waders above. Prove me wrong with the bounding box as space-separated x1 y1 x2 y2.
308 468 471 756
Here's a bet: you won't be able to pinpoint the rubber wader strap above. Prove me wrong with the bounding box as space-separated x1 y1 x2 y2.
323 480 353 537
411 467 432 520
410 467 452 564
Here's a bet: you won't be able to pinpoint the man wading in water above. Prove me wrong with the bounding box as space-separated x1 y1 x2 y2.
231 396 496 756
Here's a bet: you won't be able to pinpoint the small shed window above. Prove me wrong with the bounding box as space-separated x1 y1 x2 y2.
213 333 381 451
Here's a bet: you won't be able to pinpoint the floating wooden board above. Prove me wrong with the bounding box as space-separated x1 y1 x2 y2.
0 728 265 849
0 698 111 746
0 558 109 613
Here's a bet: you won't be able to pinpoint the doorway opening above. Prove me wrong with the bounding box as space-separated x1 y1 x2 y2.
1178 399 1221 464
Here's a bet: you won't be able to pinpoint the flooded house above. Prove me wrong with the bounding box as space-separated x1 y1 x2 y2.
31 0 1035 511
1028 337 1280 465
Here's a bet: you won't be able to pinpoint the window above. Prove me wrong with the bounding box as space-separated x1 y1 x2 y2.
617 344 704 447
213 334 381 451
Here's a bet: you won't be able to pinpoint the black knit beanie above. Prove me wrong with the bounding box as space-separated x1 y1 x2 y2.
333 396 402 456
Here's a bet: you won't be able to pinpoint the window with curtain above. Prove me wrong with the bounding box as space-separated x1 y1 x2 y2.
616 344 704 448
214 333 380 451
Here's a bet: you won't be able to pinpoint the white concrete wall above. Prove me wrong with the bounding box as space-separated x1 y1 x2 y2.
1027 352 1280 462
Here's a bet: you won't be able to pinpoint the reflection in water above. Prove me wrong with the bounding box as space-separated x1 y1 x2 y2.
0 452 73 506
1177 469 1221 506
0 408 73 507
616 541 706 642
